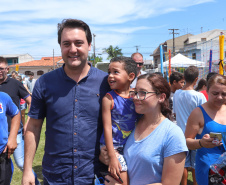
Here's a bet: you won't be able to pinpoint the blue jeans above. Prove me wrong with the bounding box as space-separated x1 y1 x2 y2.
13 130 40 185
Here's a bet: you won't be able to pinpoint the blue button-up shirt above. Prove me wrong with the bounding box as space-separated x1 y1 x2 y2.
28 64 110 184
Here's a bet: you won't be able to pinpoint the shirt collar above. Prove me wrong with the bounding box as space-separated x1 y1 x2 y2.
0 76 9 85
60 62 94 82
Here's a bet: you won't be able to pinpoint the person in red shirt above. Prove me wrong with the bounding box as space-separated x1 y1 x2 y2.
200 72 217 100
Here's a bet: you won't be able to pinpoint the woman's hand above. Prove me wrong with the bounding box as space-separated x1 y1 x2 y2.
200 134 223 148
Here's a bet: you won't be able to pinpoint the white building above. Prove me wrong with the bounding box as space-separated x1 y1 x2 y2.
9 57 63 79
2 54 34 65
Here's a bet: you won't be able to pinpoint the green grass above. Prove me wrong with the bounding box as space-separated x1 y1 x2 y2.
10 114 193 185
11 115 46 185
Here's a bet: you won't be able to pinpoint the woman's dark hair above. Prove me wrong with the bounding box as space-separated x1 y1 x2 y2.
138 73 172 120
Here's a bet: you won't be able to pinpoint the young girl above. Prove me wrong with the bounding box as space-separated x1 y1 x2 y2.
100 56 138 185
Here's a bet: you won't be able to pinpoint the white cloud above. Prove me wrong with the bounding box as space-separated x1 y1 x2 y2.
0 0 215 59
0 0 214 24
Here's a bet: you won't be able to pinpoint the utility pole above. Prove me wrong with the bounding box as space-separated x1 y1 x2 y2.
168 29 179 56
134 45 140 52
93 34 96 65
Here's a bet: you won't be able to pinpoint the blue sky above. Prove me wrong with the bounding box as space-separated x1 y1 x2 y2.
0 0 225 61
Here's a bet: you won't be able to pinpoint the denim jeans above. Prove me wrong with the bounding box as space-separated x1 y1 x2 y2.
13 130 40 185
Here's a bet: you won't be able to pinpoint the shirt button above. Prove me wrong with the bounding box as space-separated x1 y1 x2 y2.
74 115 77 118
74 166 77 169
75 99 78 102
74 149 77 152
74 132 77 135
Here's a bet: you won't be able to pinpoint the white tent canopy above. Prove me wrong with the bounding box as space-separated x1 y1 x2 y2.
158 53 205 69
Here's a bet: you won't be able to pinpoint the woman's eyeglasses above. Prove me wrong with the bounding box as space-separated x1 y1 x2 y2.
129 90 157 100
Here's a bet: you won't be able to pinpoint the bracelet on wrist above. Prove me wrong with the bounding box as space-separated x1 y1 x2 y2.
199 139 204 148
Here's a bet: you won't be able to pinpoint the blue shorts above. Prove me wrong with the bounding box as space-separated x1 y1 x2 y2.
185 150 196 169
20 103 27 110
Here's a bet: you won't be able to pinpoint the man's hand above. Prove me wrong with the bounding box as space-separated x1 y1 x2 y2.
22 170 35 185
99 146 110 165
3 137 17 159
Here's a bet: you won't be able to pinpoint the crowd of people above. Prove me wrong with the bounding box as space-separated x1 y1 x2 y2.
0 18 225 185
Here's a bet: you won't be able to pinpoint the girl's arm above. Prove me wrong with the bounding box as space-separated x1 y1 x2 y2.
102 94 122 180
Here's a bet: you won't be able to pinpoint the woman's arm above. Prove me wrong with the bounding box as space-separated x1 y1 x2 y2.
185 107 204 150
102 94 122 180
151 152 186 185
185 107 218 150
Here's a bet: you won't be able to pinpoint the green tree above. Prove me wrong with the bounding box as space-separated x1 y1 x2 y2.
104 45 123 60
88 54 103 66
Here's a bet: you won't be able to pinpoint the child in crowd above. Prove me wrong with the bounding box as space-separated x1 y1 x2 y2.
195 78 207 92
100 56 138 185
169 71 185 110
173 66 206 185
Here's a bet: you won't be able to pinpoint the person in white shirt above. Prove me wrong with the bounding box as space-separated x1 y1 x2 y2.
25 72 36 95
130 53 147 88
173 66 206 185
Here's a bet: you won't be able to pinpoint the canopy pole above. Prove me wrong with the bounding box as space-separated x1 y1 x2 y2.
160 45 164 75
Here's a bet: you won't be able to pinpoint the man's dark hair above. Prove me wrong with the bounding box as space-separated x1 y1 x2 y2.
110 56 137 78
0 57 8 65
131 52 143 59
184 66 199 83
169 72 184 84
29 72 34 76
57 19 92 45
206 72 217 82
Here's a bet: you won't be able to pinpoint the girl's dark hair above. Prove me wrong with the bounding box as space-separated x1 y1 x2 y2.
138 73 173 120
195 78 207 91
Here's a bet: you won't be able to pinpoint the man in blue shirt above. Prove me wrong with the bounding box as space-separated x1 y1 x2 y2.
22 19 110 185
0 92 20 184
